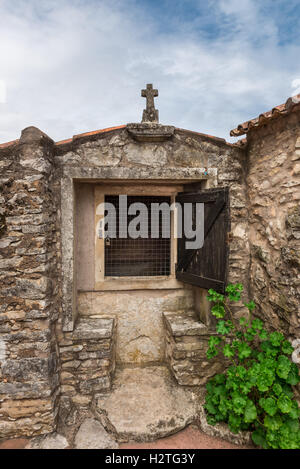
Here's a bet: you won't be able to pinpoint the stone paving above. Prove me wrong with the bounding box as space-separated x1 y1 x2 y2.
0 425 253 450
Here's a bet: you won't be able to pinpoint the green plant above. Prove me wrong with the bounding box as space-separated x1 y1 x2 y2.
204 283 300 449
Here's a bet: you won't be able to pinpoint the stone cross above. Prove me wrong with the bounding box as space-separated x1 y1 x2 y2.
141 84 159 123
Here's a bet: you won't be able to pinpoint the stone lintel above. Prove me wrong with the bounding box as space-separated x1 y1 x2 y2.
72 318 115 341
63 166 213 181
163 312 208 337
126 123 175 142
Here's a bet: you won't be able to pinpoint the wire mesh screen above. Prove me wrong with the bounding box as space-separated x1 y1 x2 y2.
105 195 171 277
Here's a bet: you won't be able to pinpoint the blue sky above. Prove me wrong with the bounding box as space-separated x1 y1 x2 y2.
1 0 300 143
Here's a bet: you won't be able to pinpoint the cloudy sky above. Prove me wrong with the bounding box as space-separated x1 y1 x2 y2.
1 0 300 144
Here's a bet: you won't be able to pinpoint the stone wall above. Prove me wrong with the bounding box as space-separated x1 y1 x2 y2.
0 127 60 438
0 122 251 438
163 312 228 386
57 317 116 433
247 113 300 340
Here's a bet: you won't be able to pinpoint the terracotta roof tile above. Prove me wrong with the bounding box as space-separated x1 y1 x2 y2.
55 125 126 146
0 139 19 149
230 94 300 137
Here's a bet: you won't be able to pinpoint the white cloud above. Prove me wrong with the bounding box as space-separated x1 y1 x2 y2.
0 81 6 103
0 0 299 143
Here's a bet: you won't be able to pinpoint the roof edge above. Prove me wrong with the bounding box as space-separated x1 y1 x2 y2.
230 94 300 137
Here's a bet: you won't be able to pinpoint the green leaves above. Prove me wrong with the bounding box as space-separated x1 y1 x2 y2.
252 429 268 449
281 340 294 355
251 318 263 331
286 363 300 386
269 332 284 347
232 393 247 415
264 414 282 431
226 283 243 302
236 341 252 360
216 320 234 336
276 355 292 380
277 395 293 414
244 301 256 312
223 344 235 359
207 289 224 303
259 397 277 416
211 304 226 319
244 400 257 423
204 283 300 450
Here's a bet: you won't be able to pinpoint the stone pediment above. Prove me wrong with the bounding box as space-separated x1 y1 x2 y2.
126 122 175 142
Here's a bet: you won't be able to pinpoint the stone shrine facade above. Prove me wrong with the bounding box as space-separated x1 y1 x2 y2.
0 87 299 440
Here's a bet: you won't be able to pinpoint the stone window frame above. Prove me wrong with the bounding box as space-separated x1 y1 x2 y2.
61 166 215 332
94 184 181 289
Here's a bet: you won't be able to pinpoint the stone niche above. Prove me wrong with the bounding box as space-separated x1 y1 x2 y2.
0 118 249 438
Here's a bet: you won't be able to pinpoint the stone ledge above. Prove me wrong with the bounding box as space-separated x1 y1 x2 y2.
126 123 175 142
72 318 115 341
163 312 208 336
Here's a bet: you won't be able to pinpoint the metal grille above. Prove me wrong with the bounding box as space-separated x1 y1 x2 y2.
105 195 171 277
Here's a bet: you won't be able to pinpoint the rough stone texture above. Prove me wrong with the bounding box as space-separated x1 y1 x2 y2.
77 289 194 364
1 102 299 443
198 406 252 446
93 366 201 442
26 432 69 449
0 127 60 438
163 313 228 386
247 114 300 340
74 418 118 449
120 425 252 449
58 317 116 400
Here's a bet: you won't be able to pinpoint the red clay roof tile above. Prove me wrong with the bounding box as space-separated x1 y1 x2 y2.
0 139 19 149
230 94 300 137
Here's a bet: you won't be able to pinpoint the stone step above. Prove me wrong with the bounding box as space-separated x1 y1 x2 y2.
92 365 202 442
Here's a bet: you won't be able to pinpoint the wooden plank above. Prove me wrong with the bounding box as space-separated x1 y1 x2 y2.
176 272 225 292
176 193 225 272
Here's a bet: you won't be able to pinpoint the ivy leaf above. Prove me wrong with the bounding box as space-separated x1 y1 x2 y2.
232 394 247 415
223 344 235 359
277 395 293 414
206 346 219 359
288 401 300 420
214 374 226 385
204 399 217 415
244 329 256 342
252 429 269 449
206 415 217 426
261 341 279 358
276 355 292 380
269 332 284 347
286 363 300 386
236 366 247 379
259 329 269 341
244 400 257 423
281 340 294 355
259 397 277 416
211 304 226 319
244 301 256 312
264 414 282 431
209 336 222 347
272 382 283 397
236 342 252 360
216 320 234 336
226 284 243 302
257 373 274 392
207 289 224 303
228 413 242 434
239 317 247 326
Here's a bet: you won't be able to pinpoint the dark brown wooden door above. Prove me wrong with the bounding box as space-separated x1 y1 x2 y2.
176 187 230 293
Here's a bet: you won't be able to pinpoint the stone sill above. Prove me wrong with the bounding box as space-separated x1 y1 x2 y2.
72 317 115 341
93 277 187 292
163 312 209 336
